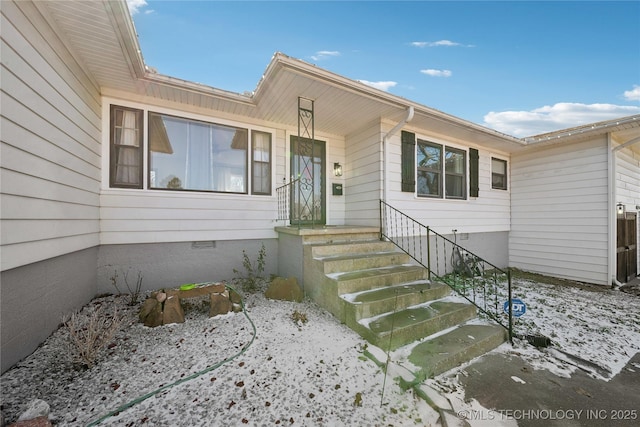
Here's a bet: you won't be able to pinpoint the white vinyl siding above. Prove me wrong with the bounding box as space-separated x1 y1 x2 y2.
386 127 510 235
615 144 640 208
1 1 101 271
100 98 298 244
344 121 383 226
510 137 609 285
100 97 348 243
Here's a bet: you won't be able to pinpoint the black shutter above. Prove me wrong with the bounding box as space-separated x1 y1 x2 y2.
401 131 416 192
469 148 479 197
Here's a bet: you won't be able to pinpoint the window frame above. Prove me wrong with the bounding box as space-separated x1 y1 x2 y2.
251 130 272 195
416 139 443 198
491 157 508 190
444 146 467 200
416 139 468 200
107 103 274 196
147 111 249 194
110 105 143 189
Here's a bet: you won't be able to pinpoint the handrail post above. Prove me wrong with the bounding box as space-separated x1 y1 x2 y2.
426 227 431 281
379 200 384 241
507 268 513 344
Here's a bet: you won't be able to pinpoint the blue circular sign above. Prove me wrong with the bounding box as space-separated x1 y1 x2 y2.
503 299 527 317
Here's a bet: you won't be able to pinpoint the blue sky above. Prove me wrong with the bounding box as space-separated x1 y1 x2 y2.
127 0 640 137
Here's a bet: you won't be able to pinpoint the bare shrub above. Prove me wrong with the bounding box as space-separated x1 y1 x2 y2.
63 304 123 369
232 243 267 294
110 269 144 305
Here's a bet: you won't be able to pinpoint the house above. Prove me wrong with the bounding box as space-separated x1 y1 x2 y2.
1 0 638 374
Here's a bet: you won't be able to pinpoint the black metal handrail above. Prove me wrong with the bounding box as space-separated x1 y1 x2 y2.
275 178 299 224
380 200 514 342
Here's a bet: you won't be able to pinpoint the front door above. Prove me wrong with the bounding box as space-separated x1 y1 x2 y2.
617 211 638 283
290 136 326 226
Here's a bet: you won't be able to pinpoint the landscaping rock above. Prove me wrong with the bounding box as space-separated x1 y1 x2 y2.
210 291 232 316
12 399 50 426
265 277 303 302
229 288 242 304
139 283 234 326
9 416 52 427
17 399 48 422
138 298 158 322
144 298 163 328
162 295 185 325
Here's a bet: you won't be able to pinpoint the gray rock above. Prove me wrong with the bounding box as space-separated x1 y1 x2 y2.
17 399 49 421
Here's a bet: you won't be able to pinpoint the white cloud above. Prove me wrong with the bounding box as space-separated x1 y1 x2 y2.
483 102 640 137
421 69 452 78
126 0 148 15
310 51 340 61
411 40 473 48
624 85 640 101
358 80 397 92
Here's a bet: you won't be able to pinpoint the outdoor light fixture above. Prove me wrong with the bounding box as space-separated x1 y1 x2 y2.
334 162 343 177
616 203 625 215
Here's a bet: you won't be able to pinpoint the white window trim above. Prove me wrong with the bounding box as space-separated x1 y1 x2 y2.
490 155 509 191
414 135 470 201
102 97 276 197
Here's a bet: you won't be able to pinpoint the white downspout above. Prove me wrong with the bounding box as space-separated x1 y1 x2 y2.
382 106 414 202
608 134 618 287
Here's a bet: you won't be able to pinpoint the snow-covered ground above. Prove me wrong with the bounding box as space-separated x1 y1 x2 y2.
2 275 639 426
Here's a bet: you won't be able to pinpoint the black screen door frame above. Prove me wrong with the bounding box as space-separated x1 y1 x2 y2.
290 136 326 226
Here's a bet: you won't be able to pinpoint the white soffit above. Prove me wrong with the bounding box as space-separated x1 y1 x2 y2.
39 0 527 148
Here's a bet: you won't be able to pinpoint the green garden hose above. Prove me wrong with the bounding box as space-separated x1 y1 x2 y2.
87 284 256 426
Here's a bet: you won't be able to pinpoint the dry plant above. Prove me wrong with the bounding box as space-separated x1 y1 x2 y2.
291 310 308 326
110 269 144 305
63 304 123 369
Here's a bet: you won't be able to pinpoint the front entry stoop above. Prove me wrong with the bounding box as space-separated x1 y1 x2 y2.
275 226 507 379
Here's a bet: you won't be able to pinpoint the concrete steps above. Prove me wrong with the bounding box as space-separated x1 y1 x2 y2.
361 300 478 351
282 226 507 379
407 324 508 378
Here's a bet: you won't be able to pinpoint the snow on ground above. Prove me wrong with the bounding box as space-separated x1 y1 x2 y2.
2 274 639 426
503 277 640 379
1 292 436 426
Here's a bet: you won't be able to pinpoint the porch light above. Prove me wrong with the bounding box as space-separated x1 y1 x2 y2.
616 203 625 215
333 162 343 177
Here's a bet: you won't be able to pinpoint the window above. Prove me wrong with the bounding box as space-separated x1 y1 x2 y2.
109 105 272 194
416 140 467 199
148 112 248 193
110 105 143 188
417 140 442 197
252 131 271 195
491 157 507 190
445 147 466 199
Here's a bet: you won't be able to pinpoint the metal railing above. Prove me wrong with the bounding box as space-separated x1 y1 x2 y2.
380 200 514 342
275 178 298 224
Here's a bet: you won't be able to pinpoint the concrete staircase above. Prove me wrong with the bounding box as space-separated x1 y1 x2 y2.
286 226 507 378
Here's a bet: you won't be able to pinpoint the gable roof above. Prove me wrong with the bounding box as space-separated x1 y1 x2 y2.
40 0 525 151
39 0 638 154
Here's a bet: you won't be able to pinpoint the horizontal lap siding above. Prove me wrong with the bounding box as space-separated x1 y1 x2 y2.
510 138 609 285
326 133 346 224
386 130 511 235
616 145 640 206
1 1 101 271
344 122 383 225
99 127 285 244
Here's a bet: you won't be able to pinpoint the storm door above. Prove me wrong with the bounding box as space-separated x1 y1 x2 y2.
290 136 326 226
617 211 638 283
